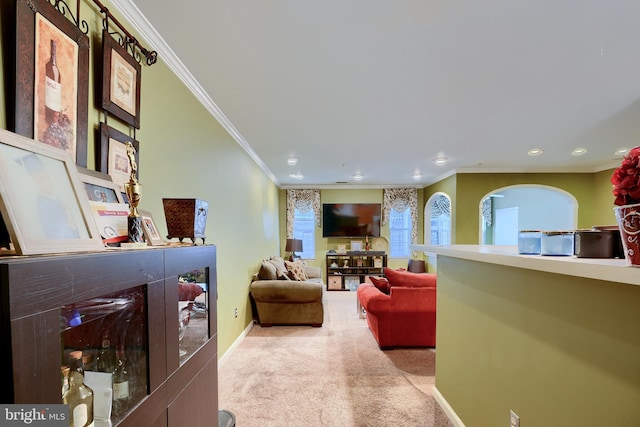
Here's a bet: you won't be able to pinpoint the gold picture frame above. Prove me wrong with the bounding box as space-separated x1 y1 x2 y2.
0 128 105 255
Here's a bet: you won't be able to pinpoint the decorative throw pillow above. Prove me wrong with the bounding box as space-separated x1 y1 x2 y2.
293 260 308 281
268 257 288 278
285 260 307 281
383 267 436 288
369 276 390 294
258 260 277 280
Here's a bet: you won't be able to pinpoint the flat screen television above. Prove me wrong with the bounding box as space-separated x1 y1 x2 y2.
322 203 381 237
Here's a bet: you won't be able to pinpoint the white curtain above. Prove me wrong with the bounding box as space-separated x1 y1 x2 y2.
382 188 418 245
286 189 321 238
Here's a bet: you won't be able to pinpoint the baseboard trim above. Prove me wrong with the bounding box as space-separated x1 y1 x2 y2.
432 386 465 427
218 321 254 368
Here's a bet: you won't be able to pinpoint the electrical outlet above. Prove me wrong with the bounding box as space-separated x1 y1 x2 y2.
234 308 238 318
510 410 520 427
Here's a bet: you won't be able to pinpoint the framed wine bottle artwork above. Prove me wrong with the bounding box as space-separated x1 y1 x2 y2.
15 0 90 167
101 30 142 129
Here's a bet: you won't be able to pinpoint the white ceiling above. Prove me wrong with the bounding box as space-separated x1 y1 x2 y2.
113 0 640 188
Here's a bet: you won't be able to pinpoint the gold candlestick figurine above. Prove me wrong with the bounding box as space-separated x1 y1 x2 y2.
124 142 143 243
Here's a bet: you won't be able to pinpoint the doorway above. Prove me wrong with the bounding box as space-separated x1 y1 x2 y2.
480 185 577 245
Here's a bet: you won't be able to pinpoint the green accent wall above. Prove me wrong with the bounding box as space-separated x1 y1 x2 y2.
436 256 640 426
426 172 616 244
594 168 617 226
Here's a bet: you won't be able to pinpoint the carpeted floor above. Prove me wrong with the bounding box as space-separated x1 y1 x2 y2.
218 290 454 427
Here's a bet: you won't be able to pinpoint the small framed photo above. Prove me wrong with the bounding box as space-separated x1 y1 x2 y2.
337 244 347 254
15 0 90 166
77 167 125 203
0 128 105 255
139 210 166 246
98 123 139 190
350 240 363 252
101 30 141 128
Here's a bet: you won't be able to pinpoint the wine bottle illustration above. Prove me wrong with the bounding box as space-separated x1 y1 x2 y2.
45 39 62 124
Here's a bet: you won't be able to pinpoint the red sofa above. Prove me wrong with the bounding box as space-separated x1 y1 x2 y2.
357 268 436 349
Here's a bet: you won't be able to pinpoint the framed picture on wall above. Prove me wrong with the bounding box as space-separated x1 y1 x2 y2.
101 30 141 128
15 0 89 167
98 123 139 190
0 128 105 255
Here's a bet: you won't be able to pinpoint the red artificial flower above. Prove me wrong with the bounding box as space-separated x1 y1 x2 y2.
611 146 640 206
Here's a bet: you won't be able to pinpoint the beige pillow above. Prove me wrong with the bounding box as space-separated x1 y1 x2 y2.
268 257 288 277
258 260 277 280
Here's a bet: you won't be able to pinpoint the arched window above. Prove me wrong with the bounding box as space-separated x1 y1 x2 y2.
425 193 451 245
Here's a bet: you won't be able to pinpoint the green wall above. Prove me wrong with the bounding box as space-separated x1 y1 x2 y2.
436 256 640 426
0 0 279 358
594 168 617 225
425 172 616 244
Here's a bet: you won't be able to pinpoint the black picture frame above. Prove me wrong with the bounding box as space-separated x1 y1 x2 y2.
15 0 89 167
101 30 142 128
98 123 139 190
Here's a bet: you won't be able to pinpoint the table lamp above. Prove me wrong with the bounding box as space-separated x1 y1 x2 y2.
285 238 303 261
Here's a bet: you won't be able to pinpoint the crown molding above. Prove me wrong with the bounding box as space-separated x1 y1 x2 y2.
109 0 280 187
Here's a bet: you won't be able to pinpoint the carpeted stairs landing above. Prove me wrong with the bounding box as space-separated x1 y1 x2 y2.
218 290 454 427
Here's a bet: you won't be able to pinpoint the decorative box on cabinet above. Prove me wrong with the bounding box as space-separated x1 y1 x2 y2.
0 245 218 427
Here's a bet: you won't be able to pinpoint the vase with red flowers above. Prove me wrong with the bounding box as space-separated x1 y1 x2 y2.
611 146 640 266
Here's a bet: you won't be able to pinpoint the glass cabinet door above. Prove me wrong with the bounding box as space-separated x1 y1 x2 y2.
177 268 209 365
60 285 148 425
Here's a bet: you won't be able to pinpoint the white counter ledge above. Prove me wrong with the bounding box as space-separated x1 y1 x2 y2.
411 244 639 287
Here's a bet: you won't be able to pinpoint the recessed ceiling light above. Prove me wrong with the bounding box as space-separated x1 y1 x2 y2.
435 157 447 166
287 157 298 166
288 173 303 180
571 147 587 156
528 148 543 156
615 147 629 157
353 173 363 181
412 172 422 180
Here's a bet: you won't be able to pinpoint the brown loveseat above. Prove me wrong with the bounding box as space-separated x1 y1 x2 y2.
250 257 324 327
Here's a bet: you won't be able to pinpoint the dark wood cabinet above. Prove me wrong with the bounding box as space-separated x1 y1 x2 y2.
0 245 217 426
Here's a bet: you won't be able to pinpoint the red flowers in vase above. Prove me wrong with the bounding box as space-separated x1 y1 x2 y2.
611 146 640 206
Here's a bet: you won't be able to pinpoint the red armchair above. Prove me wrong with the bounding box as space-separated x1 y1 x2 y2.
357 268 436 349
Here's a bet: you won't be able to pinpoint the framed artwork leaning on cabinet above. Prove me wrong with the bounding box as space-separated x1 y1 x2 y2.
0 128 105 255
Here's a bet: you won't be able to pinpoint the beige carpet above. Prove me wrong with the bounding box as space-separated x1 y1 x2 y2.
218 290 454 427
